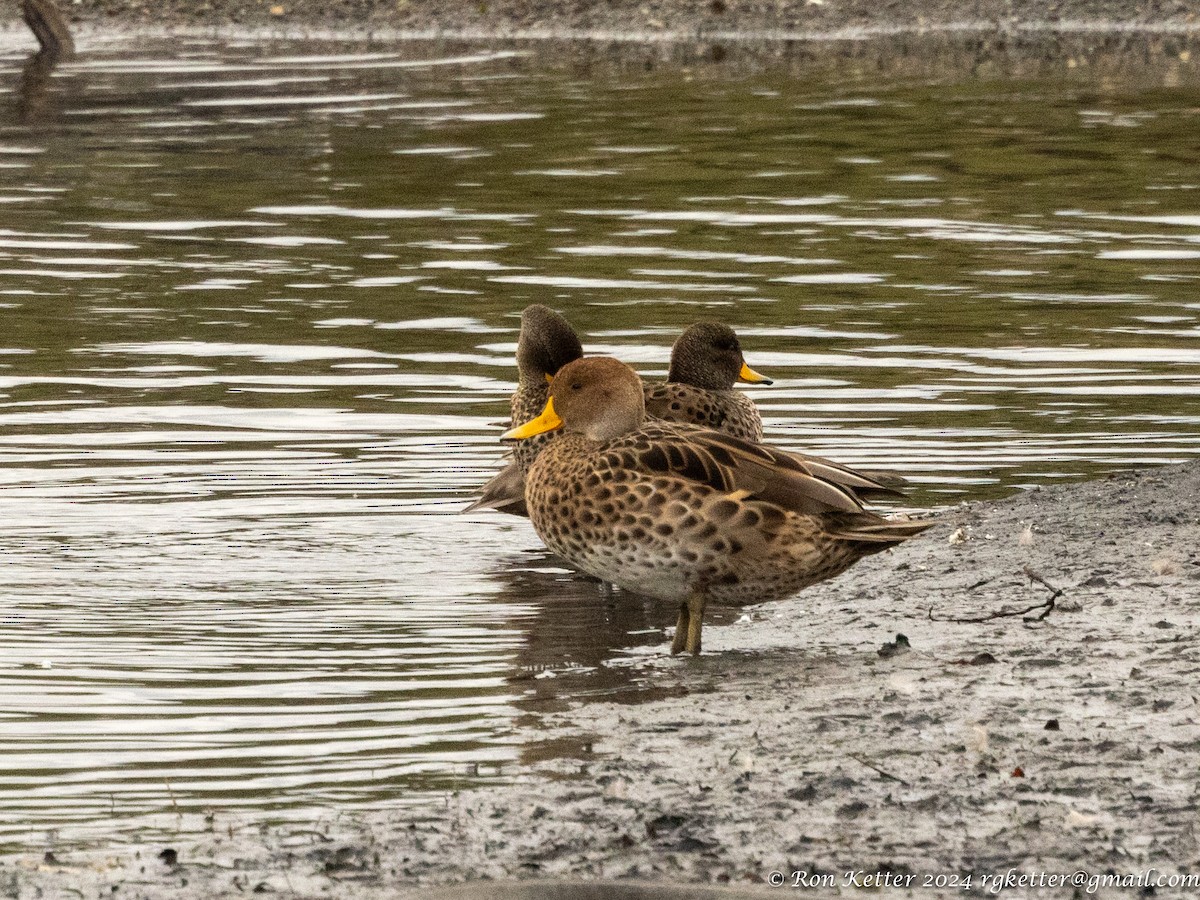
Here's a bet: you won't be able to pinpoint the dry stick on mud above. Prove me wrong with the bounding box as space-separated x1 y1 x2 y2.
850 754 911 786
929 566 1063 624
22 0 75 57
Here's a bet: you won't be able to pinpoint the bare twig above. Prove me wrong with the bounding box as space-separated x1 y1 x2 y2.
928 567 1062 624
850 754 911 786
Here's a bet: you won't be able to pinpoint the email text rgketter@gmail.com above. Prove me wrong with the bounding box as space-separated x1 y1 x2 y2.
766 867 1200 894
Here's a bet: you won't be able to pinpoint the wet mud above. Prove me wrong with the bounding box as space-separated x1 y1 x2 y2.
6 461 1198 897
3 0 1199 37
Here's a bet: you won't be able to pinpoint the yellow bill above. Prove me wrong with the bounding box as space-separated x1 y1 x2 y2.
501 397 563 441
738 362 773 385
544 372 554 384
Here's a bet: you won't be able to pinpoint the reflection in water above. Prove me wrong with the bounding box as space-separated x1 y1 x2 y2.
16 49 59 124
480 552 698 766
14 0 74 123
0 34 1199 848
486 551 670 702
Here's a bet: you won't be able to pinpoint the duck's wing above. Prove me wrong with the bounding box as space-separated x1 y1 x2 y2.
687 428 909 500
610 423 869 517
688 429 935 541
778 450 909 500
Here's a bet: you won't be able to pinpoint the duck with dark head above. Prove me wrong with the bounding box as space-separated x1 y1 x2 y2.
644 321 772 441
465 305 582 517
509 304 585 475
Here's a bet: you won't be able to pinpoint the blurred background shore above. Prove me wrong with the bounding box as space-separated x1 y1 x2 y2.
1 0 1197 38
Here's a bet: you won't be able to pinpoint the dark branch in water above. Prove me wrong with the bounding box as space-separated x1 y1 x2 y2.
22 0 75 58
929 566 1062 624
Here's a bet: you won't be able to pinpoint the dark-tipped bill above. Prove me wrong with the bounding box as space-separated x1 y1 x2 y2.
738 362 773 385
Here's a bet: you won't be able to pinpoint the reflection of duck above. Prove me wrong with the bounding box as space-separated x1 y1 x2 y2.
468 312 775 515
486 550 667 694
504 357 932 656
481 548 699 763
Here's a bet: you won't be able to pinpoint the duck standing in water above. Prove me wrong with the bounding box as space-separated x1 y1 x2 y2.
503 357 931 655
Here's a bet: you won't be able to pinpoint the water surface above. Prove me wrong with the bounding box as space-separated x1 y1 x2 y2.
1 35 1199 849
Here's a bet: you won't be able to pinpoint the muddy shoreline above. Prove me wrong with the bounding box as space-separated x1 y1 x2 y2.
3 11 1197 91
1 0 1198 37
1 0 1198 58
6 461 1199 898
2 9 1198 898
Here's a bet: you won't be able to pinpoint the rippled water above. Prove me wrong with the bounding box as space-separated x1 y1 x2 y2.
1 33 1199 849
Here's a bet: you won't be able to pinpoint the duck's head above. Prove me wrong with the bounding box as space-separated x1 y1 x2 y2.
667 321 772 390
503 357 645 443
516 304 583 384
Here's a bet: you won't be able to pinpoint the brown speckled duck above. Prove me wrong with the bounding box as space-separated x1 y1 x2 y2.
644 321 772 441
468 314 779 515
502 357 932 655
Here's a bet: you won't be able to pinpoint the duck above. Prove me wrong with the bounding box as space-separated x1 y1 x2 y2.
501 356 932 655
467 312 777 514
508 304 585 476
647 321 905 501
465 305 584 517
644 321 772 441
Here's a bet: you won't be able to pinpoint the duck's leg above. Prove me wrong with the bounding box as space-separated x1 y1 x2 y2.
684 591 707 655
670 602 689 655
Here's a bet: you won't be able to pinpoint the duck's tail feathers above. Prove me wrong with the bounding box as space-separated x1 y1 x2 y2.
827 514 938 544
461 461 529 518
786 452 910 500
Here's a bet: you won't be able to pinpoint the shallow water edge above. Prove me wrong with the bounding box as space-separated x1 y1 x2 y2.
4 21 1199 91
6 459 1199 898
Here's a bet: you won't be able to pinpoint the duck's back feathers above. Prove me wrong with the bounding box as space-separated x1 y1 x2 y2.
523 418 933 610
607 423 884 519
643 381 763 441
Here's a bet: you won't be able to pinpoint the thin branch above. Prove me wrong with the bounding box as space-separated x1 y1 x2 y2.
850 754 910 786
928 567 1062 624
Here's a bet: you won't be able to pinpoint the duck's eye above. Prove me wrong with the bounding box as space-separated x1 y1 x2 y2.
570 382 583 391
